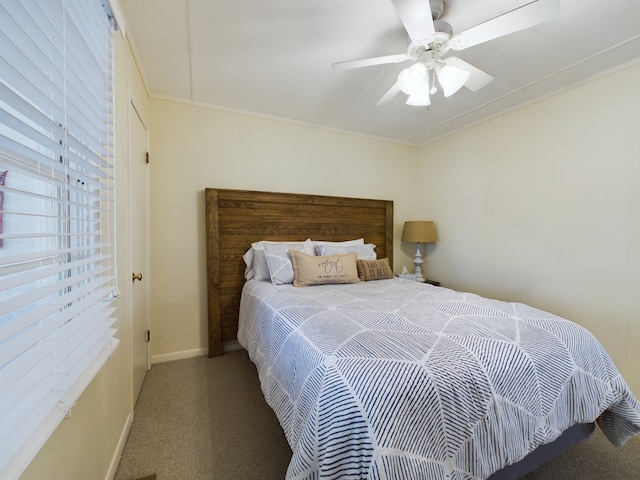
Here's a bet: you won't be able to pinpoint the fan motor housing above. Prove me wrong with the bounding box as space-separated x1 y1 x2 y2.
407 20 453 60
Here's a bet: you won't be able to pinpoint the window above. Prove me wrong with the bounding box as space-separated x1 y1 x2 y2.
0 1 118 478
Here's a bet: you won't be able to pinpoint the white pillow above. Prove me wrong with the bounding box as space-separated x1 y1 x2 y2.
315 243 377 261
311 238 364 248
243 248 269 281
243 239 313 281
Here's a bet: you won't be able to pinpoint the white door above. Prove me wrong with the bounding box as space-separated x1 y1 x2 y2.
130 100 150 404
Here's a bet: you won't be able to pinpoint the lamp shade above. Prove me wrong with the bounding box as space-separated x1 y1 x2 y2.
406 79 431 106
398 63 427 95
438 64 470 97
402 221 438 243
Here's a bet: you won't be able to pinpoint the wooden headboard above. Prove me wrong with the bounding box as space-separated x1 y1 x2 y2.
205 188 394 357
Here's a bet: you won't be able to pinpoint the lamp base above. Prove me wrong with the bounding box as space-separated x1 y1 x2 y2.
398 273 425 282
412 243 425 282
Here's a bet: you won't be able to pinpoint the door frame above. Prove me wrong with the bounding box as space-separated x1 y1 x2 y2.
128 88 151 400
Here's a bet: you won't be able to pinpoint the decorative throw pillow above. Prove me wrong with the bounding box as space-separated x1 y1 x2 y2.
290 251 360 287
357 258 394 281
263 242 310 285
315 243 377 260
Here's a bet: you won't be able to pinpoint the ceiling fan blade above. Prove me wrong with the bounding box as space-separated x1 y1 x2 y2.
376 82 401 106
445 57 494 92
449 0 559 51
390 0 436 42
332 53 409 71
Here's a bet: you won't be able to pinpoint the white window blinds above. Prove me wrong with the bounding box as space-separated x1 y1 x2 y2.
0 1 119 478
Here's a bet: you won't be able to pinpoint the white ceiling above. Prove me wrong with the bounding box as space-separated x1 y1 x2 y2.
119 0 640 145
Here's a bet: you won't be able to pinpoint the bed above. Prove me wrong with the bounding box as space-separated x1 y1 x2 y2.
204 188 640 479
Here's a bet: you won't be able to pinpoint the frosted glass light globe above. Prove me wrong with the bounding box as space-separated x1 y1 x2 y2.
398 63 427 95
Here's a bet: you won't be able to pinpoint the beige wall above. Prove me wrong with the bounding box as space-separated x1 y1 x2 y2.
147 99 419 360
417 62 640 397
19 31 149 480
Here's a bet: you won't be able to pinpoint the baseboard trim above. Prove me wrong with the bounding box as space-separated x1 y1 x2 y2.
106 412 133 480
150 342 243 365
151 348 207 364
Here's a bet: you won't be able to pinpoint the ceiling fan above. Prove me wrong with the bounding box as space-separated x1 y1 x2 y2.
332 0 559 107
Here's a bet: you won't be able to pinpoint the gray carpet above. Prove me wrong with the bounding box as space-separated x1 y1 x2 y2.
115 351 640 480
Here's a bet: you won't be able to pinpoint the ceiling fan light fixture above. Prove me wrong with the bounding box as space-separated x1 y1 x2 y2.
398 63 427 95
438 64 470 97
332 0 560 107
406 80 431 107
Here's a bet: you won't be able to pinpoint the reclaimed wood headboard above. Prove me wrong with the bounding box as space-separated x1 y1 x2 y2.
205 188 394 357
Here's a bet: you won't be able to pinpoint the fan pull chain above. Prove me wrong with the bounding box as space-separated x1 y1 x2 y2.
430 69 438 95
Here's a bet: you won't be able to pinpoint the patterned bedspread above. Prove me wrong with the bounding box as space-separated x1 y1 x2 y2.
238 278 640 480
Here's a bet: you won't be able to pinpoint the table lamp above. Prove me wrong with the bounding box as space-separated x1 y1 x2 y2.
401 221 438 282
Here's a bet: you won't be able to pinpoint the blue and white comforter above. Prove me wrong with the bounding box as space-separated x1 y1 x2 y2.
238 278 640 480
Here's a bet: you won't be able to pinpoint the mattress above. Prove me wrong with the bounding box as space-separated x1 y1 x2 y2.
238 278 640 479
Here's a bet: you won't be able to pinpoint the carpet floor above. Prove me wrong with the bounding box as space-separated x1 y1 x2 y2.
114 351 639 480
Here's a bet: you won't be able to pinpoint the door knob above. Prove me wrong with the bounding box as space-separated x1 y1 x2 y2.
132 272 143 282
